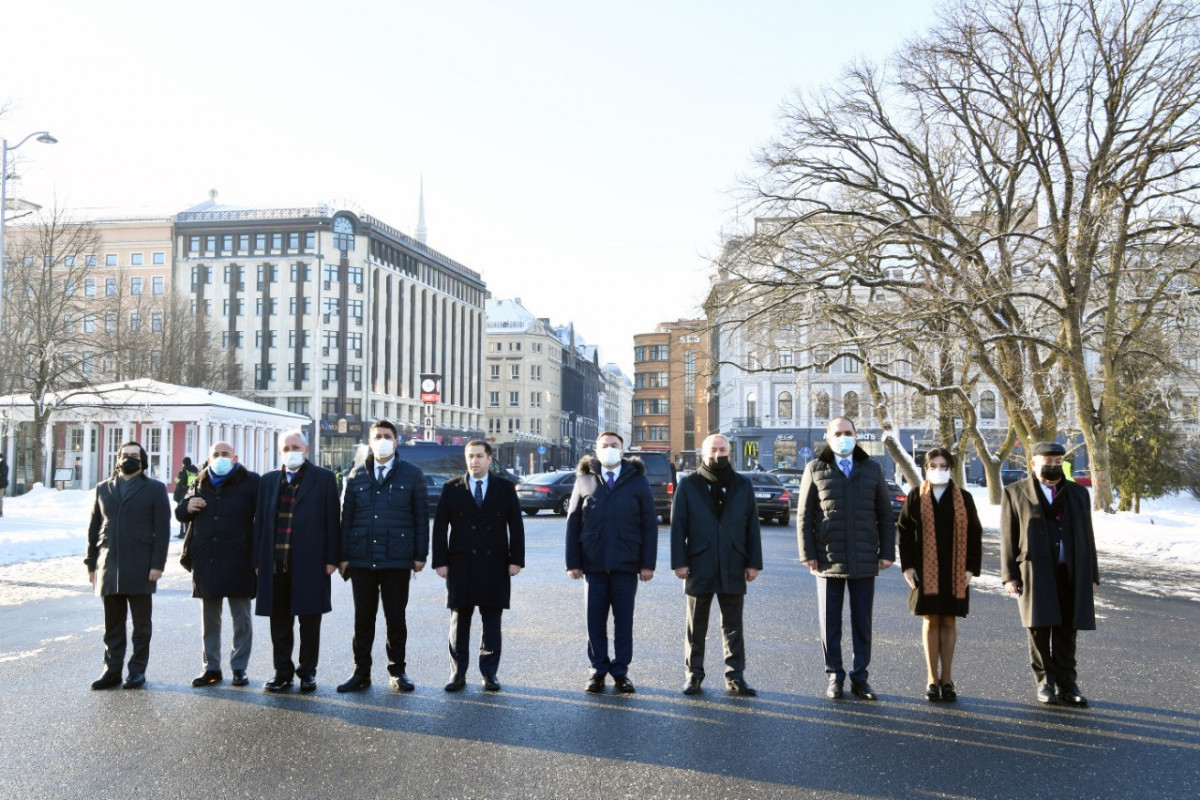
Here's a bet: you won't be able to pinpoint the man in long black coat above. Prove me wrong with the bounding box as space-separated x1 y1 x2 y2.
432 440 524 692
252 430 341 693
671 434 763 697
177 441 259 688
85 442 171 690
1001 441 1099 707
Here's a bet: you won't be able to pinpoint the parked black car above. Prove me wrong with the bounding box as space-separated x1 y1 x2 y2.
425 473 449 508
517 471 576 516
1001 469 1027 486
768 468 803 512
742 471 791 526
886 480 907 514
626 450 675 524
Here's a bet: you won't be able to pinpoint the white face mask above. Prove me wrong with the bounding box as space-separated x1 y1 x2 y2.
831 435 855 456
210 456 234 476
282 451 305 470
926 468 951 486
597 446 622 468
372 438 396 460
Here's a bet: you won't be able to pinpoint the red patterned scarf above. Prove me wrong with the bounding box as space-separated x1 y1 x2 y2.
919 481 968 599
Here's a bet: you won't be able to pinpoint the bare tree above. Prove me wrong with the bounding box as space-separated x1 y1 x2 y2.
737 0 1200 509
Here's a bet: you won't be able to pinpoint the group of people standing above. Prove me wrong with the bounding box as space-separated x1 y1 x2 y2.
82 417 1098 707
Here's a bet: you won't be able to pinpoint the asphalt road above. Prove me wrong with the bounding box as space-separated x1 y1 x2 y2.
1 513 1198 799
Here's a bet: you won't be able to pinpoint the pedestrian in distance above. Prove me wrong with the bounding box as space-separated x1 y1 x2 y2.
431 440 525 692
896 447 982 702
85 441 171 690
336 420 429 694
565 431 658 694
177 441 260 688
1001 441 1100 707
670 433 763 697
173 456 199 538
798 417 896 701
253 430 342 693
0 452 8 517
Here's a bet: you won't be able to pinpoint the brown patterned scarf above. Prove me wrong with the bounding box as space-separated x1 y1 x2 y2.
919 480 968 599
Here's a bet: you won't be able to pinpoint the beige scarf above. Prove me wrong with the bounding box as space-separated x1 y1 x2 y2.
919 481 968 599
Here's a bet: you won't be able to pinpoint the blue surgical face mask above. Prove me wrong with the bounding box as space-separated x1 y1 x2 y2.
211 456 234 476
831 436 856 456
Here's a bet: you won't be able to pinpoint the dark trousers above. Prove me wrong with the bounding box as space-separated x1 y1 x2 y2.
448 606 503 679
585 571 638 678
102 594 152 674
270 571 322 680
350 567 412 676
685 592 746 680
816 575 875 683
1028 564 1078 690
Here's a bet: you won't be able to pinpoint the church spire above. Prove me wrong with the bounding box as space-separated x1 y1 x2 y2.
416 174 428 245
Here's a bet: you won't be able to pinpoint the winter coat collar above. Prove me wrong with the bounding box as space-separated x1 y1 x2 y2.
817 444 871 465
577 455 646 478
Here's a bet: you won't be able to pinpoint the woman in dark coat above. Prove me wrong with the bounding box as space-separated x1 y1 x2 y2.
897 447 982 702
84 442 171 689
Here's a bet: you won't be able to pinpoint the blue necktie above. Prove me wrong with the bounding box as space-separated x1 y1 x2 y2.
840 459 851 479
606 471 615 490
474 479 483 506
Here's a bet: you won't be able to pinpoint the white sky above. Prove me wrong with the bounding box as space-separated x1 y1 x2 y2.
2 0 937 374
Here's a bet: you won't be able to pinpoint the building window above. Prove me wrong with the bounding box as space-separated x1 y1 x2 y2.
489 365 500 380
511 364 520 380
130 277 143 296
288 363 310 380
347 266 363 285
843 356 860 374
531 365 541 380
151 312 163 333
780 349 793 367
815 391 830 418
84 315 95 333
530 392 542 408
489 391 500 407
635 372 668 388
105 313 117 333
287 398 310 415
980 391 996 420
131 253 143 266
153 252 165 265
152 276 164 295
85 278 96 297
843 391 859 419
105 277 117 296
508 391 520 407
105 254 118 267
778 391 793 419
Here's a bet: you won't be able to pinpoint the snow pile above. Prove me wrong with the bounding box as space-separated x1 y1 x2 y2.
0 485 96 565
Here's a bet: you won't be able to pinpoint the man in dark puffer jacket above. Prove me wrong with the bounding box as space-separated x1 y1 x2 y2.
335 420 429 694
565 431 658 694
799 417 896 702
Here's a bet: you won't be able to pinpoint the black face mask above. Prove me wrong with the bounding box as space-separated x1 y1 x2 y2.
118 458 141 475
1039 464 1064 483
707 455 731 471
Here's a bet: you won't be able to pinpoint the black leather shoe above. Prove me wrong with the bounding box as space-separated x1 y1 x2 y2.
682 675 703 695
337 673 371 693
231 670 249 687
91 671 122 690
726 678 757 696
925 683 941 701
850 681 877 700
613 676 636 694
123 672 146 689
390 673 415 692
940 683 957 702
444 675 466 692
1058 684 1088 707
192 670 223 688
826 678 845 700
585 675 605 694
264 676 293 693
299 676 317 693
1036 683 1060 705
481 676 501 692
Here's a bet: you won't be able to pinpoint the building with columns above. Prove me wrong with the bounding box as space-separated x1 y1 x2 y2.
0 379 306 494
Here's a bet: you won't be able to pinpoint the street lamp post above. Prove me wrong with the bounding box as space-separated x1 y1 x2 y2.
0 130 58 337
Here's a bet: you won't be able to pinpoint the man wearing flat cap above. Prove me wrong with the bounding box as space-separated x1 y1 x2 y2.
1000 442 1099 707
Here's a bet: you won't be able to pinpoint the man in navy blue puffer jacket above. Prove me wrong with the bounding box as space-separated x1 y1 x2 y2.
565 431 658 694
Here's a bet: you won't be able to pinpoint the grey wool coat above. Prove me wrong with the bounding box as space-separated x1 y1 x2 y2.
85 474 172 596
670 471 763 595
1000 477 1099 630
